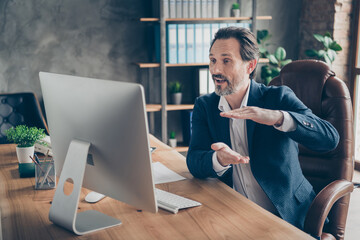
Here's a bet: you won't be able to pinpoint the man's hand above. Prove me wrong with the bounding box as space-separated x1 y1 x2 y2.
211 142 249 167
220 106 284 126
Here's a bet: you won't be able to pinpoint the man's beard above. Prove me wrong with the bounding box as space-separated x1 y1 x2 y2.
213 74 236 96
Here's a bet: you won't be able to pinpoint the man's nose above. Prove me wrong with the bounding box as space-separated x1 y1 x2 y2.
210 62 222 75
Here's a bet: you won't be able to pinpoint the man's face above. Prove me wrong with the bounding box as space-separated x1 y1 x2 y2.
209 38 253 96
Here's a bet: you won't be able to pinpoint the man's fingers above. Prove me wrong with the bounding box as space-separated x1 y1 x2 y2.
211 142 229 151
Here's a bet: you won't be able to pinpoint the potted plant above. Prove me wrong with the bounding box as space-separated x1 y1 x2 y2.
231 3 240 17
257 29 292 85
169 131 177 148
304 32 342 67
169 81 182 105
5 125 46 163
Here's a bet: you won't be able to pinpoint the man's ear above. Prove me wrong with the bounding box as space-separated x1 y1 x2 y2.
247 59 258 74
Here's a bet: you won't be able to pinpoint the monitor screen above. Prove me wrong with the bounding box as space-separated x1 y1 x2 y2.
39 72 157 234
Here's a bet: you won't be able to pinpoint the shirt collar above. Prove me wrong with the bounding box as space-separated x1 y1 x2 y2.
218 82 251 112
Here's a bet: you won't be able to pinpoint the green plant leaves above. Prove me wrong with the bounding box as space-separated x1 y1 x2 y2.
5 125 45 148
275 47 286 61
313 34 325 43
305 49 318 57
304 32 342 65
330 41 342 51
268 54 278 65
169 81 182 93
280 59 292 67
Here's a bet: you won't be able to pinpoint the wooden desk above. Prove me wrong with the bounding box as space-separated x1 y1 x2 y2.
0 136 314 239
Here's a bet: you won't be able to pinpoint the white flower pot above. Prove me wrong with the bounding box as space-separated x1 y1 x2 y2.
169 139 177 148
16 146 35 163
231 9 240 17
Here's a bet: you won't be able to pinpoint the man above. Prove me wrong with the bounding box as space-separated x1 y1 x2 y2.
186 27 339 230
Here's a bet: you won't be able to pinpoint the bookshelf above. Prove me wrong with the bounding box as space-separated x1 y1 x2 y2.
136 58 269 68
139 0 271 150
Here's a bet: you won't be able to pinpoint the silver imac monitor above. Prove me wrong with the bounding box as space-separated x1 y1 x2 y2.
39 72 157 235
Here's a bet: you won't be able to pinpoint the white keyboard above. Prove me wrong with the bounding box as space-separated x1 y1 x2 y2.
155 188 202 214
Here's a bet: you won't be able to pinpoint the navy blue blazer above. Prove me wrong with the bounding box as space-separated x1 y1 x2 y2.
186 80 339 229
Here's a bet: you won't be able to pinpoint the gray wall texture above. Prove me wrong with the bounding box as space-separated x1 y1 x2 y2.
0 0 151 102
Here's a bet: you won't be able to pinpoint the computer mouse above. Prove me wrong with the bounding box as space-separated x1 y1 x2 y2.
85 191 106 203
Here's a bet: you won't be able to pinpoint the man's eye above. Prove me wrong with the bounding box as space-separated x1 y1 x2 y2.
210 59 216 63
224 59 230 63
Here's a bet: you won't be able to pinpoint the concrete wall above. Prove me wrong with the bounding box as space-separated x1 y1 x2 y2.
0 0 151 102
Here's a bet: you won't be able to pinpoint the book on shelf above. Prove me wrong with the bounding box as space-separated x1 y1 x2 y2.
189 0 195 18
198 68 214 95
156 23 251 64
201 0 207 18
186 24 195 63
213 0 219 18
176 0 182 18
195 0 201 18
202 24 211 62
194 24 203 63
163 0 169 19
160 0 219 20
207 0 212 18
167 24 178 63
177 24 186 63
169 0 176 18
210 22 219 39
182 0 189 18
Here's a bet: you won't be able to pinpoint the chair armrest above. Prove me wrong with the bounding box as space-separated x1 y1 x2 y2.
304 180 354 238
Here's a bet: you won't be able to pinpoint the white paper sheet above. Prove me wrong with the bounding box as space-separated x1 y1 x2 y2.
152 162 186 184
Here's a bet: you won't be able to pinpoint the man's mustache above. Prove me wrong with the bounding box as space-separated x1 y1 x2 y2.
212 75 229 82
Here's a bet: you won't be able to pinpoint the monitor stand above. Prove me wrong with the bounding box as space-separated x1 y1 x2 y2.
49 139 122 235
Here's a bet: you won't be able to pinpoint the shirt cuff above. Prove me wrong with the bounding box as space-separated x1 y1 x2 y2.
273 111 297 132
212 151 231 176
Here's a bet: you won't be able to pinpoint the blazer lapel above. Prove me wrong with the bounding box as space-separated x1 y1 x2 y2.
246 80 264 156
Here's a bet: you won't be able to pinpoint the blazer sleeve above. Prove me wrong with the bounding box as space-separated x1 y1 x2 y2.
186 97 219 179
276 86 339 152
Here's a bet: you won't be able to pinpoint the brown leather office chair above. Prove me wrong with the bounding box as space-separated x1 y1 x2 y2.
0 92 49 144
269 60 354 240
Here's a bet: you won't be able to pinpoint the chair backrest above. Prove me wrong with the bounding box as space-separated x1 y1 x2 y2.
0 92 49 144
269 60 354 240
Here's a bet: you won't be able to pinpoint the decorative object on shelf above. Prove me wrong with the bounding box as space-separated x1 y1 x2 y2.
5 125 46 163
169 81 183 104
231 2 240 17
304 32 342 66
169 131 177 148
257 30 292 85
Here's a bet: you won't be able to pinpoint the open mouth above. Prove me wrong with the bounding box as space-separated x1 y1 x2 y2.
214 78 228 85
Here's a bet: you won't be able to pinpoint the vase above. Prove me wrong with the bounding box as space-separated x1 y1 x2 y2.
169 138 177 148
172 93 182 105
231 9 240 17
16 146 35 163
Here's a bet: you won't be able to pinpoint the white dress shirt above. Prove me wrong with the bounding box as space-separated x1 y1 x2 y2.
212 84 296 214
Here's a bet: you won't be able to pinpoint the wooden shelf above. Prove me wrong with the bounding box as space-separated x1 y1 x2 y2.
166 104 194 111
136 58 268 68
146 104 194 112
146 104 161 112
174 146 189 152
140 16 272 22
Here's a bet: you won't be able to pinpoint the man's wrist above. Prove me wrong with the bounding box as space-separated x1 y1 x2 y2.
212 151 230 176
274 110 284 127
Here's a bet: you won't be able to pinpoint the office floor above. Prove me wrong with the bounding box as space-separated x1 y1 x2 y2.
345 170 360 240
